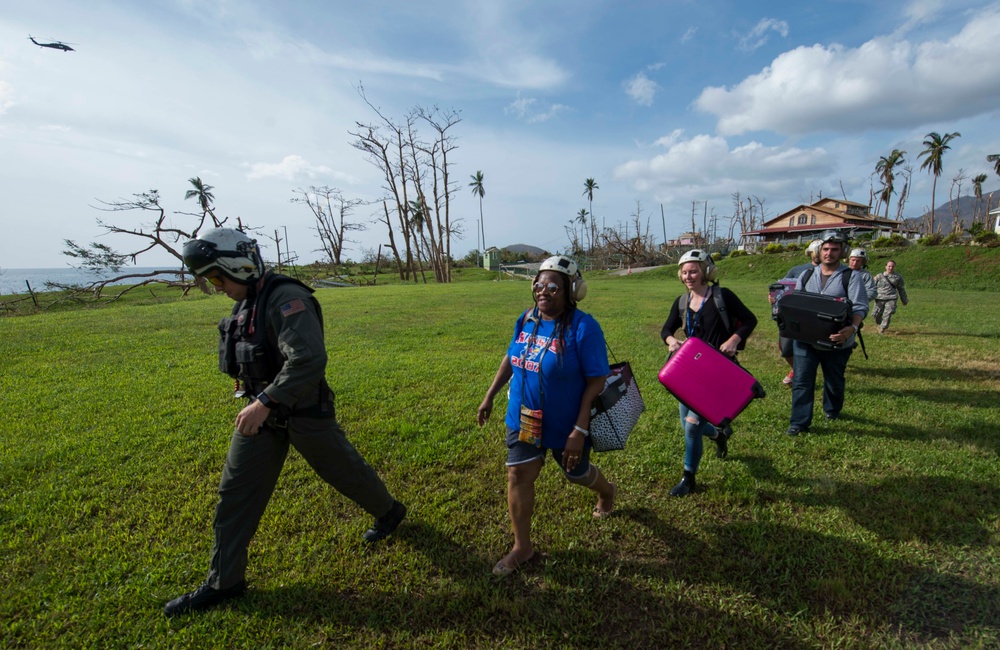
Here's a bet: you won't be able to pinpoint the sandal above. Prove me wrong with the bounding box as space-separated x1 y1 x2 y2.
492 550 535 577
592 483 617 519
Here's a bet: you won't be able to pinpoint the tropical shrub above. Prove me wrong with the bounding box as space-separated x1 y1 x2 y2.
974 231 999 248
763 243 784 254
728 249 748 258
919 234 943 246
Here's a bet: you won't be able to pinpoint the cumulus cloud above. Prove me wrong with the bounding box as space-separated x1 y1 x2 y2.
613 131 832 200
737 18 789 52
244 154 334 181
625 72 658 106
681 27 698 44
698 7 1000 136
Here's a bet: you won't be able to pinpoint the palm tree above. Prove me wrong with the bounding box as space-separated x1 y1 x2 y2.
973 173 988 223
988 154 1000 178
918 131 961 234
875 149 905 218
583 178 599 251
469 171 486 254
575 208 590 250
185 177 215 212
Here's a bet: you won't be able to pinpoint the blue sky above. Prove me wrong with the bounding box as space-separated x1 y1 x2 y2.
3 0 1000 268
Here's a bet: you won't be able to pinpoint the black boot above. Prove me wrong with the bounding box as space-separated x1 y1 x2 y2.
363 500 407 543
164 581 246 616
714 425 733 459
669 471 696 497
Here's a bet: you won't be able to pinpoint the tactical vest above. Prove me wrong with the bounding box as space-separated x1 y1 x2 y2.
218 273 320 389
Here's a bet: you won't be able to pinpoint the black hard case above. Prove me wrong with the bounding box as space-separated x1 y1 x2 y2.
776 292 851 350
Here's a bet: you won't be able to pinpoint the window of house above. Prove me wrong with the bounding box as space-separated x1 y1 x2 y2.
797 215 808 225
811 215 816 225
789 218 794 228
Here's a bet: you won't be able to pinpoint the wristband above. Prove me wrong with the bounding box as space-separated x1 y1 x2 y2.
573 425 590 437
257 392 278 409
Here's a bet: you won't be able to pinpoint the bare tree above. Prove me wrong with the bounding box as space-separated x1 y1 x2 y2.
948 169 968 234
603 201 657 266
348 86 462 283
415 106 462 282
60 180 243 299
895 165 913 220
291 186 366 266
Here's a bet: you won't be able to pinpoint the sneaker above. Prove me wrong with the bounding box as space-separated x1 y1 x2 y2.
714 425 732 459
363 500 407 543
164 581 246 616
825 412 840 421
669 471 696 497
782 371 794 386
786 425 809 437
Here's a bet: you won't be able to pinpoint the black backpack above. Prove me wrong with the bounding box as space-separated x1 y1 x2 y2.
678 284 747 350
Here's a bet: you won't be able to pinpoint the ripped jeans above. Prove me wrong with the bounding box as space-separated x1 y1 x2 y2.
679 403 718 474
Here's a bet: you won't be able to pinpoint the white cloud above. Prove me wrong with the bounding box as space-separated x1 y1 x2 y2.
737 18 790 52
625 72 658 107
504 94 568 123
697 7 1000 135
613 132 832 201
681 27 698 44
244 155 335 181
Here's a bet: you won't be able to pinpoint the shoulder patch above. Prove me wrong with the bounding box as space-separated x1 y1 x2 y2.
280 299 307 317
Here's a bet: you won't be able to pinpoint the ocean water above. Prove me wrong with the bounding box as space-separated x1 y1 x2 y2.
0 267 175 295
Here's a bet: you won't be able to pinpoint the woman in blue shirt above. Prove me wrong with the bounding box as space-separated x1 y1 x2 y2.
478 256 616 576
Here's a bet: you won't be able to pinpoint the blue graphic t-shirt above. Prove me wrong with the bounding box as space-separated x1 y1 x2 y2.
504 308 610 449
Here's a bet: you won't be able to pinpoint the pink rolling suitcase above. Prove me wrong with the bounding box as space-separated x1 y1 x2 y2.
657 337 765 427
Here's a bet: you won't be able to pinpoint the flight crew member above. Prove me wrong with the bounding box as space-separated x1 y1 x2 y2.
165 228 406 616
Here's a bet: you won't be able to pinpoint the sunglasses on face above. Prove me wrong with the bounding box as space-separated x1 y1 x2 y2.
205 275 224 287
533 282 560 295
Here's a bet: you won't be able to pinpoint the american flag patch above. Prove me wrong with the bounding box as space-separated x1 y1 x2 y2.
280 299 306 317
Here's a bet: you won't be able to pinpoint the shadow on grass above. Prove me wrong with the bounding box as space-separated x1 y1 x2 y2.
853 364 1000 383
706 522 1000 641
741 455 1000 546
236 517 998 646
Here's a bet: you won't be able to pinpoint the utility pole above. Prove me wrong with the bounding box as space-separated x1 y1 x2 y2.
660 204 667 249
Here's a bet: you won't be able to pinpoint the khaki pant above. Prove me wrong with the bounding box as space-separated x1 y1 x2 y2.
206 415 394 589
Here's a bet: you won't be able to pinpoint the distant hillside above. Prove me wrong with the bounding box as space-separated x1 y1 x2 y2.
502 243 549 257
907 188 1000 233
704 245 1000 292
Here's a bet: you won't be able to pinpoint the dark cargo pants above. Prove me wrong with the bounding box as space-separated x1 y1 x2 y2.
206 415 395 590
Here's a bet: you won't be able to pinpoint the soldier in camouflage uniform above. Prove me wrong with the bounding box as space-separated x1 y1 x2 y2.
872 259 909 333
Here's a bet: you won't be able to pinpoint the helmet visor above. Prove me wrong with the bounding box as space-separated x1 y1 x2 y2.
182 239 221 275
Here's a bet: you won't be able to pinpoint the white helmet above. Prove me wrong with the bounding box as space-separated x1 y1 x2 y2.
678 249 718 282
536 255 587 302
539 255 578 277
182 228 265 284
849 248 867 259
806 240 822 257
678 249 712 266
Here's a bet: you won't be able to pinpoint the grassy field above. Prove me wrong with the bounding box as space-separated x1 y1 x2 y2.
2 265 999 647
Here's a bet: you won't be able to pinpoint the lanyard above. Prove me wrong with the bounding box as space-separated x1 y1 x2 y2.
519 314 560 408
684 287 710 338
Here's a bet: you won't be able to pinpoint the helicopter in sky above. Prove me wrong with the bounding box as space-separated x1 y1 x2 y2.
28 35 75 52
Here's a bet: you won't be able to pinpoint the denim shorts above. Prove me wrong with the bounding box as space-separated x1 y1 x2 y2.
505 427 592 479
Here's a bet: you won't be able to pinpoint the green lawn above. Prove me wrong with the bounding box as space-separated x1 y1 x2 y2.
2 273 998 648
